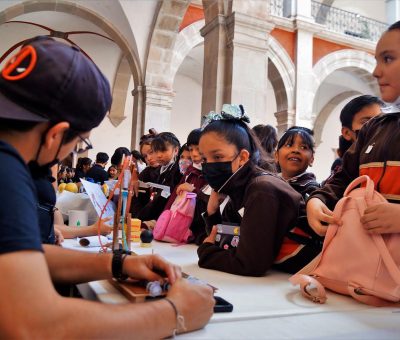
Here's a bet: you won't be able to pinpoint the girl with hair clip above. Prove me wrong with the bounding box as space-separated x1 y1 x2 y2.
197 104 303 276
137 132 182 223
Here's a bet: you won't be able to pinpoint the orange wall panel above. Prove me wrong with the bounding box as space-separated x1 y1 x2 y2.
313 38 353 65
179 4 204 32
270 28 295 62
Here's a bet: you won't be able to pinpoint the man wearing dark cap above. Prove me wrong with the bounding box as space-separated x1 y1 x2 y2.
0 36 213 337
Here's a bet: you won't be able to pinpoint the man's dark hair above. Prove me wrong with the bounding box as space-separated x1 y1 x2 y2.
340 95 383 129
111 147 131 166
96 152 109 164
131 150 145 162
388 20 400 31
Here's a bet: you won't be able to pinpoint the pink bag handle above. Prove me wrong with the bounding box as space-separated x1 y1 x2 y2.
347 283 398 307
343 175 375 199
173 191 197 210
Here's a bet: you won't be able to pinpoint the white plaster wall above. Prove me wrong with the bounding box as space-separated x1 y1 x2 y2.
88 77 134 160
170 74 202 145
313 99 346 183
250 78 277 128
119 0 159 72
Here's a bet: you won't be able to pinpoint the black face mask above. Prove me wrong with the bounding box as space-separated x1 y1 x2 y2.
29 129 64 179
202 161 233 192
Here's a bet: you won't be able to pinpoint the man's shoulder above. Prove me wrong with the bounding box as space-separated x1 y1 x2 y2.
0 141 30 179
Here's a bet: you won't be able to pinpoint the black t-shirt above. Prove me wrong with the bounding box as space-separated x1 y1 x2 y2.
32 171 56 245
85 164 108 184
0 141 43 254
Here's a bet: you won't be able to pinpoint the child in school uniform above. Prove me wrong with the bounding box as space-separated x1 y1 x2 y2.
137 132 182 222
165 129 209 244
197 104 302 276
273 126 323 272
307 21 400 236
275 126 319 200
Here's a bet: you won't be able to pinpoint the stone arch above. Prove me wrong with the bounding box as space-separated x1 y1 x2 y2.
267 35 295 112
0 0 144 143
313 90 361 146
311 49 379 115
145 0 190 89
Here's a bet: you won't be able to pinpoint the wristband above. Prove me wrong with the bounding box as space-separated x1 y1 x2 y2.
164 297 186 337
112 251 129 281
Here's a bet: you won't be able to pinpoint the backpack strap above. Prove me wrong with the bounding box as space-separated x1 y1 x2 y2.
289 273 327 303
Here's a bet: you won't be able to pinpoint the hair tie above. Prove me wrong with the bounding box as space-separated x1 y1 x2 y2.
201 104 250 129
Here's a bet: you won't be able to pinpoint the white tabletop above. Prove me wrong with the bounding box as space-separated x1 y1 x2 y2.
64 239 400 338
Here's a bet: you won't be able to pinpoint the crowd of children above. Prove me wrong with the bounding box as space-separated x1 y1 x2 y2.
3 18 400 338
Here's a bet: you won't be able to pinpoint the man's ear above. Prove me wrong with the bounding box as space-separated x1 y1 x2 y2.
341 126 354 142
239 149 250 166
43 122 70 149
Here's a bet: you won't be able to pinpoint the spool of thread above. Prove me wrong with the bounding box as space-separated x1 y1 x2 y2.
131 218 141 243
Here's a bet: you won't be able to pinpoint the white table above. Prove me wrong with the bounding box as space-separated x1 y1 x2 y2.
63 239 400 339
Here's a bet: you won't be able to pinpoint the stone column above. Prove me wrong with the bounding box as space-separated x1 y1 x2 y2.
200 15 230 115
274 109 296 137
292 0 320 129
143 86 175 134
225 12 274 123
386 0 400 23
131 85 145 150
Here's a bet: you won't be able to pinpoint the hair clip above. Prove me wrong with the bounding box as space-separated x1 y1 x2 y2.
201 104 250 129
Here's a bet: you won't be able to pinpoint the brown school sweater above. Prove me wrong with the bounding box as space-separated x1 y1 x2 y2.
310 112 400 208
197 162 302 276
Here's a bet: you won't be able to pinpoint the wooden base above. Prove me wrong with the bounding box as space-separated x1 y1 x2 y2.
109 279 166 303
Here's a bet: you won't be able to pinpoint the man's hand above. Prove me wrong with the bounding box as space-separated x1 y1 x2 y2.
123 254 181 284
166 278 214 334
91 217 113 236
203 226 217 244
306 198 337 236
361 202 400 234
54 227 64 246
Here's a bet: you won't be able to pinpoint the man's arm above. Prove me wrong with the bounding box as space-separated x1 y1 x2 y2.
0 251 214 338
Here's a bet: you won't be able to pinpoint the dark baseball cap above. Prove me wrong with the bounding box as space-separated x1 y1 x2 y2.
0 36 112 131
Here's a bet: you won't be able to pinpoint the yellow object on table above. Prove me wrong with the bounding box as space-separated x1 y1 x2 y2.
131 218 141 243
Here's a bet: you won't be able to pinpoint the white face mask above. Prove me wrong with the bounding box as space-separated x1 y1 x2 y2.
192 162 202 170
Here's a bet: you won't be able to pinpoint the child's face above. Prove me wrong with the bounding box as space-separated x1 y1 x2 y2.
155 142 178 166
373 29 400 102
180 150 191 161
188 144 202 164
141 144 159 168
109 167 117 177
199 132 243 173
276 134 314 180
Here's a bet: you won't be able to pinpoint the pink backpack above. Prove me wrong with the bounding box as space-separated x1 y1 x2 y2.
290 175 400 306
153 191 196 243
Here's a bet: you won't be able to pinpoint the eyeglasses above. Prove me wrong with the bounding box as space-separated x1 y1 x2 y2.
74 135 93 154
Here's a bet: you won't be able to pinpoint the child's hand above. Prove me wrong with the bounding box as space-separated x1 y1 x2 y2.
203 226 217 244
176 182 195 195
306 198 337 236
360 202 400 234
207 190 225 216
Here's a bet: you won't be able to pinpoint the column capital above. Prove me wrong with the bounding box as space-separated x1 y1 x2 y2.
200 14 226 37
274 109 296 136
226 12 275 52
131 85 145 97
294 18 324 34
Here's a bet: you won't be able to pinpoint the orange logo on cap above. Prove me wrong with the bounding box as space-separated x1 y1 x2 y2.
2 45 37 81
